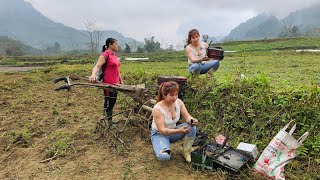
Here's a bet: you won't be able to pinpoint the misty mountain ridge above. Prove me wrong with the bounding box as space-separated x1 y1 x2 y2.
0 0 141 50
2 0 320 50
284 3 320 27
223 3 320 41
223 13 282 41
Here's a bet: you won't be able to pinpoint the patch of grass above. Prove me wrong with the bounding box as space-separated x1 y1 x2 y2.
45 131 74 158
120 161 136 180
215 37 320 51
56 118 67 127
21 127 31 146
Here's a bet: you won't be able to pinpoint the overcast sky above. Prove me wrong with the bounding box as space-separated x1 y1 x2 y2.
25 0 319 48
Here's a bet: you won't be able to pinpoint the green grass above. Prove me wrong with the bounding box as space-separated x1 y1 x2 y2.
2 37 320 67
118 51 320 89
215 37 320 51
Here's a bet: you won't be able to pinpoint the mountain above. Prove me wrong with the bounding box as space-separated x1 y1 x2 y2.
223 13 282 41
282 3 320 35
284 3 320 27
0 0 140 50
223 3 320 41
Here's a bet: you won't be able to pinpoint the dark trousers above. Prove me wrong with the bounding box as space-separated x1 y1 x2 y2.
104 90 118 119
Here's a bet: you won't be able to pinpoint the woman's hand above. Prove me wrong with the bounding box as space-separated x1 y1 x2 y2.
196 56 209 63
179 126 191 134
190 118 199 126
202 55 209 61
89 75 97 83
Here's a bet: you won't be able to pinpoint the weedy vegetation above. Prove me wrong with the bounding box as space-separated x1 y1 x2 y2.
0 38 319 179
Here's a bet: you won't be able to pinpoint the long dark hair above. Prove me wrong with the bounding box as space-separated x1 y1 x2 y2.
157 81 179 102
186 29 200 45
102 38 117 52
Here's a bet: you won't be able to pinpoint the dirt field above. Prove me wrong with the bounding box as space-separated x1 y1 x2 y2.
0 69 268 180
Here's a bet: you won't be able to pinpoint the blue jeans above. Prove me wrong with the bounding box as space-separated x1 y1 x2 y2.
189 60 220 75
150 123 196 161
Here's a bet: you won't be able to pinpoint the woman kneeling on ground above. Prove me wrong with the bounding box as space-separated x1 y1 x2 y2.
151 81 198 162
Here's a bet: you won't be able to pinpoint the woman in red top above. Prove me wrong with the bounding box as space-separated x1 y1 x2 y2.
89 38 123 124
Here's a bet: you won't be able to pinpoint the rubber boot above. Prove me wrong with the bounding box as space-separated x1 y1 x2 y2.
103 110 113 128
106 110 113 121
182 136 195 163
207 68 215 78
106 110 119 128
191 73 199 80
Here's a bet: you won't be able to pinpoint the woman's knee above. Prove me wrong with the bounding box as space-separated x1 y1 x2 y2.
186 126 196 137
189 64 201 74
156 149 171 161
212 60 220 71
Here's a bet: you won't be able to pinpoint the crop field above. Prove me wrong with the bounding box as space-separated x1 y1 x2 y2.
0 43 320 179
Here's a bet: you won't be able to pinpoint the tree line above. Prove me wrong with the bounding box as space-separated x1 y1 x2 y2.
81 20 175 54
0 36 62 56
3 19 320 56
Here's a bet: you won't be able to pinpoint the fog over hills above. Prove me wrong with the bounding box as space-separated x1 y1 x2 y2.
1 0 320 50
223 3 320 41
0 0 141 50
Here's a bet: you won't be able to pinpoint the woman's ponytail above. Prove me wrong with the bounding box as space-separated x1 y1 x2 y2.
102 45 107 52
102 38 117 52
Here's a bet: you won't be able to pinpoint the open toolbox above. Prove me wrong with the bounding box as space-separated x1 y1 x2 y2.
191 143 251 172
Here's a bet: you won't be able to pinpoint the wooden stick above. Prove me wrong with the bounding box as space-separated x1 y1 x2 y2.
107 129 124 144
1 131 6 138
40 152 59 163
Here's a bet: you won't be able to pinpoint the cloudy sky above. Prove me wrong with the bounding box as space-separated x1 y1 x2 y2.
25 0 319 48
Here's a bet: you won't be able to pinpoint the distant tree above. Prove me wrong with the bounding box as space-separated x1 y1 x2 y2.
144 36 162 52
129 41 137 52
312 27 320 37
81 20 104 53
45 42 61 54
202 34 209 42
0 36 25 56
279 17 302 37
281 18 294 36
176 42 185 51
136 46 144 53
279 25 300 38
124 43 131 53
54 42 61 51
5 47 24 56
165 45 175 52
66 32 80 50
117 45 123 53
291 25 299 36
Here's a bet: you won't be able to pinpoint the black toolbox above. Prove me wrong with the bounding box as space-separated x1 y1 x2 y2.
191 143 250 172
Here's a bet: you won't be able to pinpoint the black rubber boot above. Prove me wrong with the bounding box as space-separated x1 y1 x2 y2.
104 111 112 122
106 110 113 121
103 110 113 128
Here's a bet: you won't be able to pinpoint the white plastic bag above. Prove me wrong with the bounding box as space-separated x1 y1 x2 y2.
253 121 309 179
